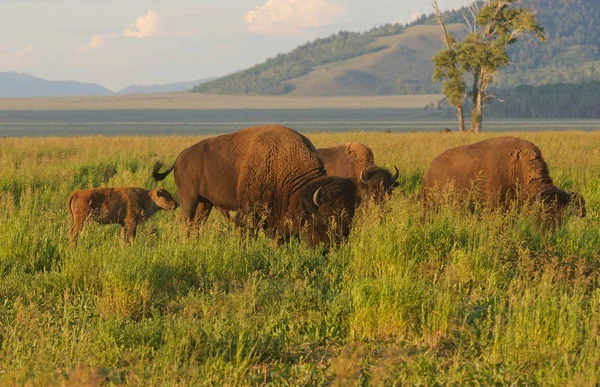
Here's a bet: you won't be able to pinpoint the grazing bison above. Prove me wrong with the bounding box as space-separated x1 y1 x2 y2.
421 136 586 223
317 142 399 205
153 125 357 248
67 187 178 245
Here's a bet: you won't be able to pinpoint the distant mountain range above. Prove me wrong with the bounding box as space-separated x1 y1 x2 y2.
0 72 113 98
0 72 212 98
116 78 215 95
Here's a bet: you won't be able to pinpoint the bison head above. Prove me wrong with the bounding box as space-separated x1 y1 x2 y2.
538 188 586 221
150 188 179 211
358 165 400 205
298 176 357 248
568 191 586 218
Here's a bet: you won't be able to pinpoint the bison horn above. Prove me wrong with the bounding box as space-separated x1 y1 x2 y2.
313 186 323 207
392 166 399 181
359 167 369 185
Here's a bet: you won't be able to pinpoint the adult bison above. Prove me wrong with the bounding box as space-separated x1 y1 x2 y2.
421 136 586 222
317 142 399 205
153 125 357 248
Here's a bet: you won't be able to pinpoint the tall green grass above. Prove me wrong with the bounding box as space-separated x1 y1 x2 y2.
0 132 599 385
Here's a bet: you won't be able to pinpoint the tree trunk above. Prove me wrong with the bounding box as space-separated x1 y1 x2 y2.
457 104 465 132
471 67 483 132
471 100 482 133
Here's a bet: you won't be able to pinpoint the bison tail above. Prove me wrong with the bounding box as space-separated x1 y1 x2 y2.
153 161 175 181
66 193 75 224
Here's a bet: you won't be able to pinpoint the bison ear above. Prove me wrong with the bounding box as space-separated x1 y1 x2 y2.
156 190 165 197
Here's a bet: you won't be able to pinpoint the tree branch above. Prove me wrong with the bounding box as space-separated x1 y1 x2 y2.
430 0 452 48
484 94 506 103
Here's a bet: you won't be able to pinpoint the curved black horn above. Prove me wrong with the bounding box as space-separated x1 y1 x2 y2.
392 166 399 181
359 167 369 185
313 186 323 207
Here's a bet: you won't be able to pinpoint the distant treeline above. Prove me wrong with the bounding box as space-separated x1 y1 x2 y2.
487 82 600 118
427 82 600 119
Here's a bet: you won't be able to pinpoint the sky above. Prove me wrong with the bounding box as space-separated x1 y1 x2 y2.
0 0 470 91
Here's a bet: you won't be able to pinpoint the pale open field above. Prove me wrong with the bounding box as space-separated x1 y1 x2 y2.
1 131 599 384
0 92 442 110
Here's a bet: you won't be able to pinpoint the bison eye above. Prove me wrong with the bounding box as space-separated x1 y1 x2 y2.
157 190 165 197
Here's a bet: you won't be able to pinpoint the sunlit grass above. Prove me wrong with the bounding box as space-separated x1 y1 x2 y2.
0 131 599 384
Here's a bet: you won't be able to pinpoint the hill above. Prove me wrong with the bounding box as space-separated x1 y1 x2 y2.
0 72 113 98
116 78 214 95
194 0 600 96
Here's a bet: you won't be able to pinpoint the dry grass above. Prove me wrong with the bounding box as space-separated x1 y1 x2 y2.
0 92 442 111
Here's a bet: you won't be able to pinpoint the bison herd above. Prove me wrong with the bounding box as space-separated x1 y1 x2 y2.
67 124 586 248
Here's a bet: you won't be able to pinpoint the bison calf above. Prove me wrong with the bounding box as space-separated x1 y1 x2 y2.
67 187 178 245
421 136 586 225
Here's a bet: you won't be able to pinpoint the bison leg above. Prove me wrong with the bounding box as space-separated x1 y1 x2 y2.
216 206 231 221
128 225 137 245
178 195 200 231
68 218 84 246
184 201 214 236
235 207 269 240
121 222 137 245
193 201 213 224
181 197 214 235
120 226 126 243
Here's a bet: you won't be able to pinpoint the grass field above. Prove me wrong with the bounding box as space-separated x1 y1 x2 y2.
0 92 442 111
1 131 599 385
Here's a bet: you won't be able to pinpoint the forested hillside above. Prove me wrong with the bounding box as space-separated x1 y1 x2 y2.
193 24 406 95
194 0 600 96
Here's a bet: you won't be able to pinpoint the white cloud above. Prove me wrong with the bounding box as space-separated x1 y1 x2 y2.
88 34 105 49
123 10 160 38
408 12 421 23
80 34 106 51
244 0 345 35
13 44 33 59
79 10 160 53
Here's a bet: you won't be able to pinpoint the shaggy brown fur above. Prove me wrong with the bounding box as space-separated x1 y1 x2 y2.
317 142 399 205
421 136 586 222
67 187 178 245
153 125 357 248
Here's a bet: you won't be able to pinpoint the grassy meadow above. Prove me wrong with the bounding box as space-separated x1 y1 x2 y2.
1 131 600 385
0 93 442 111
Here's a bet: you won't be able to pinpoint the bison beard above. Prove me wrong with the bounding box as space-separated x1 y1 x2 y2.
153 125 358 248
420 136 586 226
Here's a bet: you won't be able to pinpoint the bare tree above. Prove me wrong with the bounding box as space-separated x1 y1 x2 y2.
431 0 466 132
